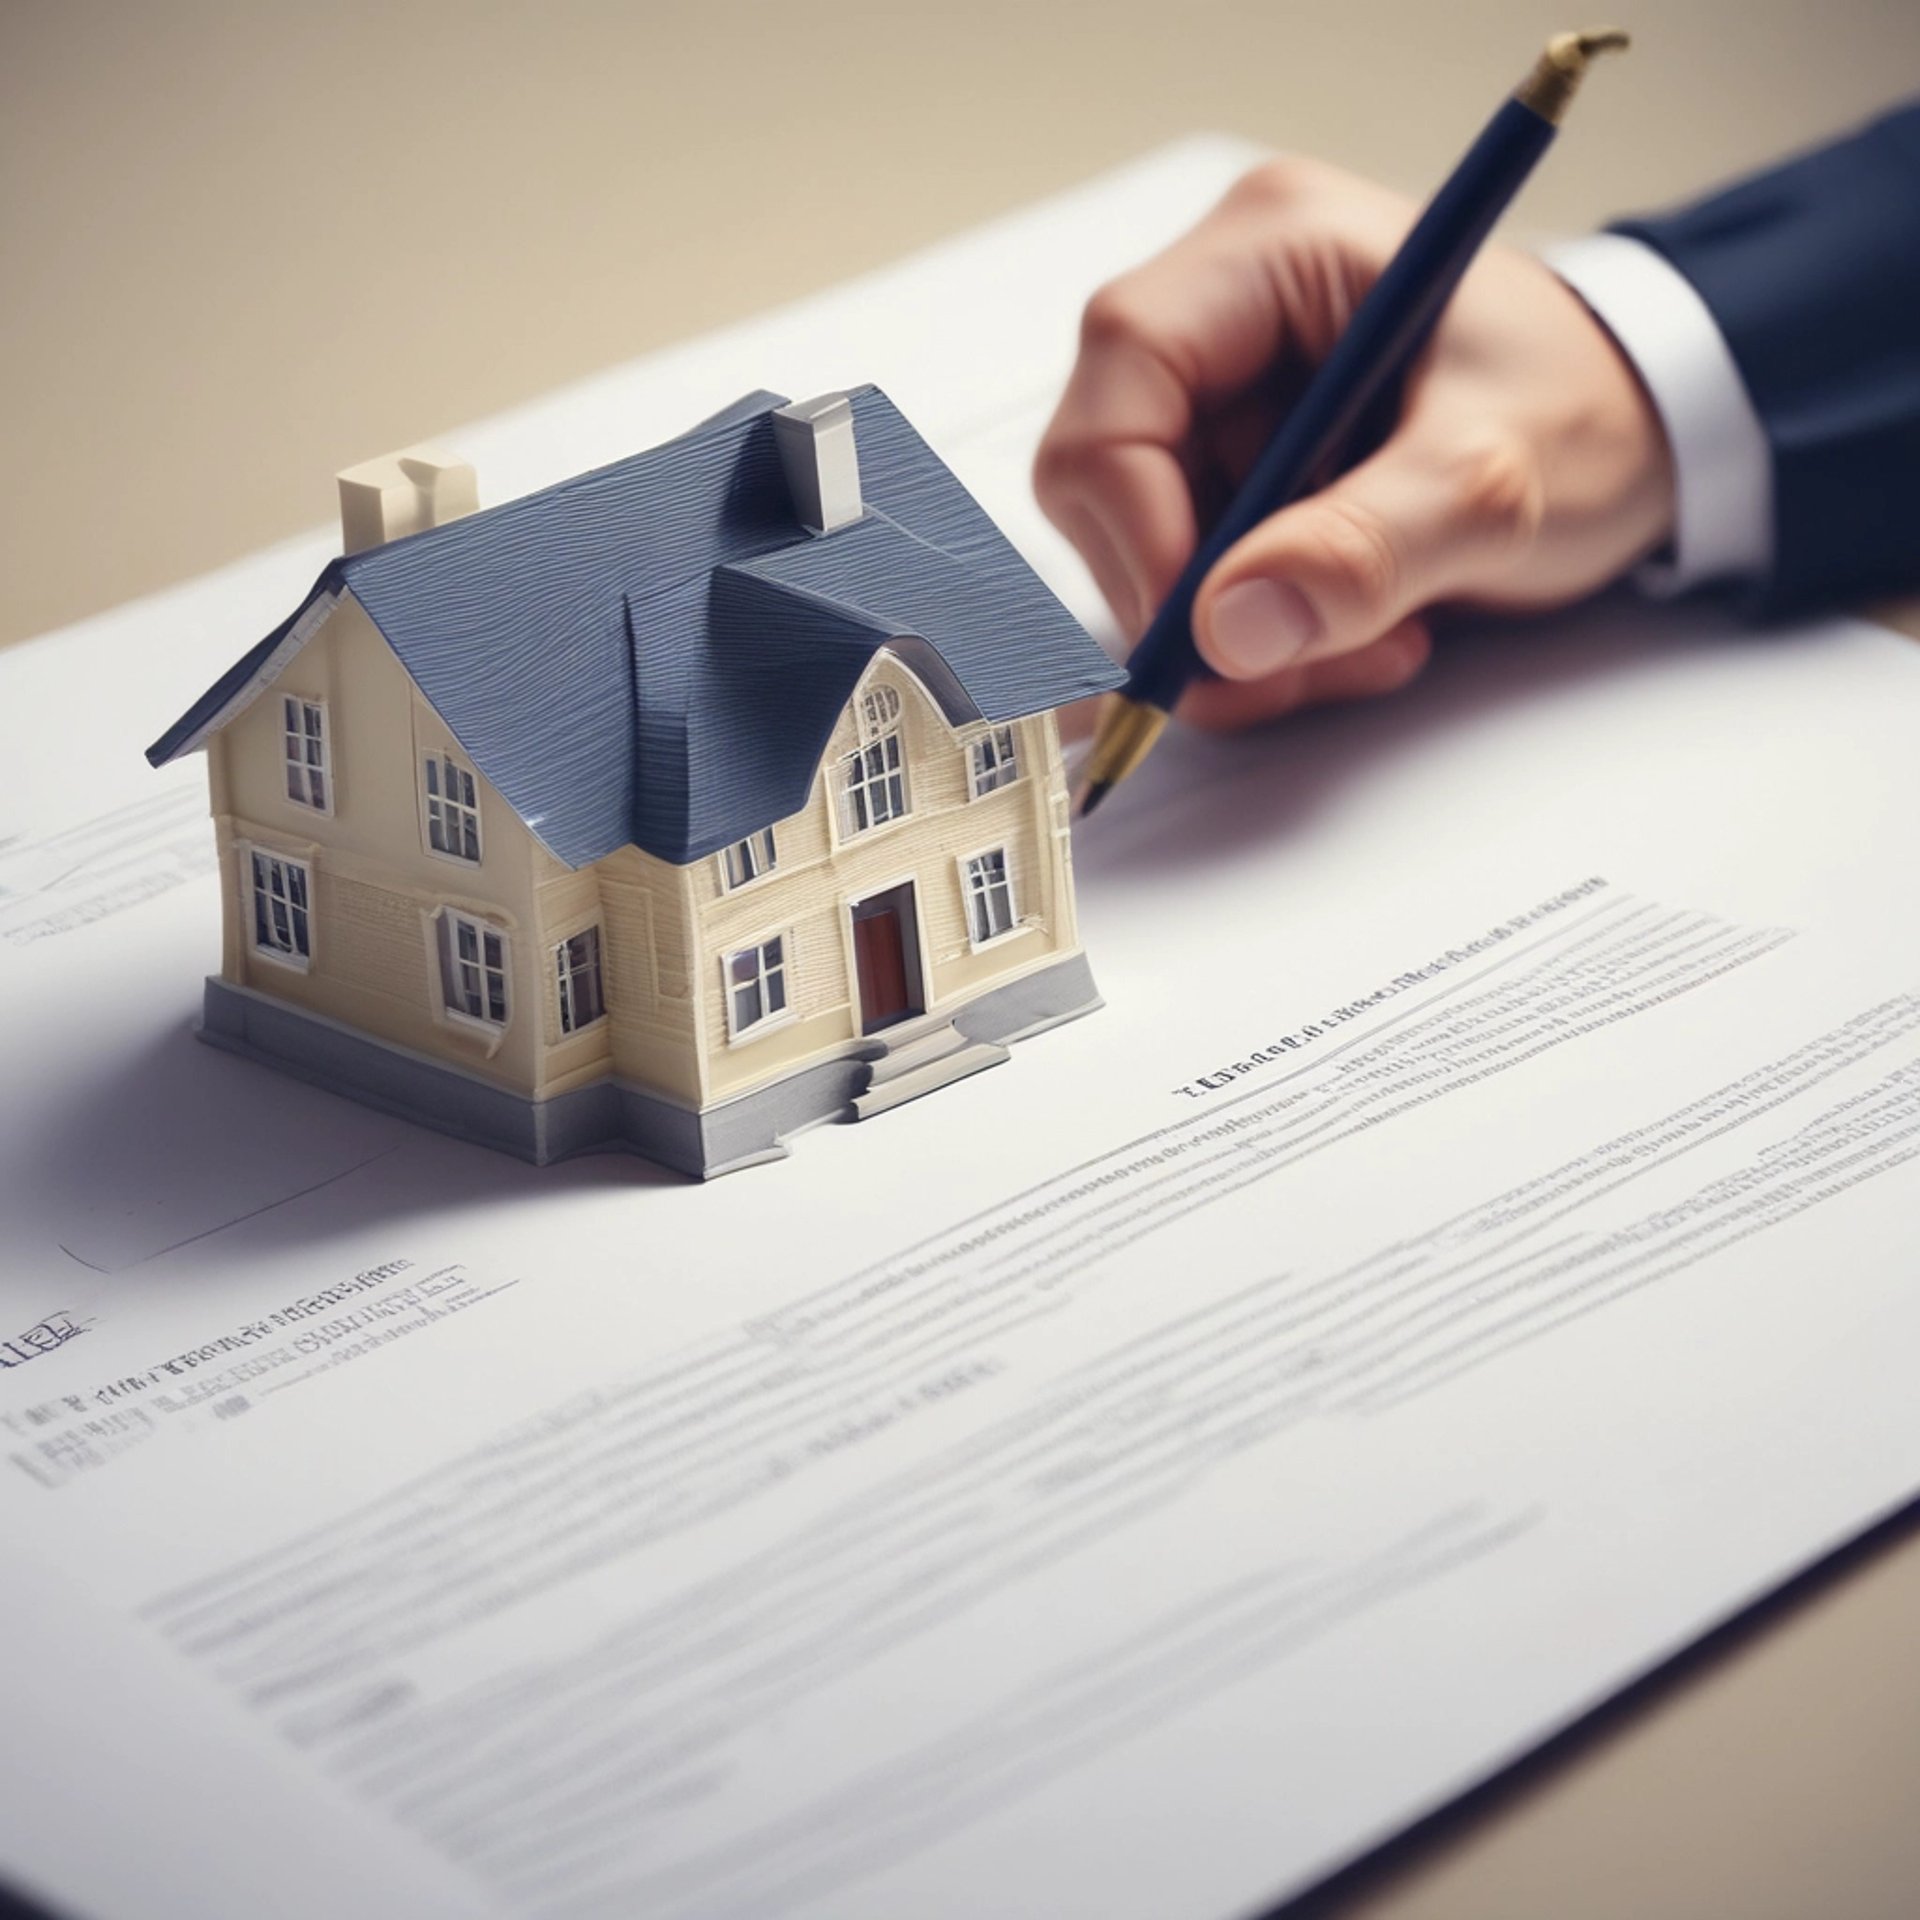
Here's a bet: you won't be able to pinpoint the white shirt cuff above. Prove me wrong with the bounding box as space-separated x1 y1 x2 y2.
1546 231 1774 595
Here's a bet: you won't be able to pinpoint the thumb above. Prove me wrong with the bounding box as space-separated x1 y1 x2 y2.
1192 432 1540 680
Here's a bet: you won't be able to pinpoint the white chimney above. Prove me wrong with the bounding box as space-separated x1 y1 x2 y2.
336 445 479 555
773 393 864 534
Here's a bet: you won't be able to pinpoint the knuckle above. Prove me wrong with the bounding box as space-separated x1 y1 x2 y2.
1223 153 1347 219
1078 277 1148 351
1222 155 1312 214
1373 628 1432 690
1304 496 1401 612
1449 435 1545 551
1030 432 1084 509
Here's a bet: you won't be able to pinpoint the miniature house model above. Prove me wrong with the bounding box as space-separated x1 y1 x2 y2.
148 388 1124 1176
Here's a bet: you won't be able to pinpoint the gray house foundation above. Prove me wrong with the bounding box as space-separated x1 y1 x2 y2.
199 951 1101 1180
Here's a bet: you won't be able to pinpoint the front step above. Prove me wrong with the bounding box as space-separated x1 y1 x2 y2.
852 1037 1010 1119
862 1017 974 1085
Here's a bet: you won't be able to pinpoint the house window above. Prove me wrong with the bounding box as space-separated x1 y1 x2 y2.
555 927 606 1034
249 850 312 964
424 753 481 862
721 828 777 891
962 849 1016 945
725 935 789 1038
283 697 330 810
439 909 509 1026
838 682 910 837
969 726 1019 798
841 732 907 834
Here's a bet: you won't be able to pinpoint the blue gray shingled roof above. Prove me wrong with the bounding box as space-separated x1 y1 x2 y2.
147 386 1123 868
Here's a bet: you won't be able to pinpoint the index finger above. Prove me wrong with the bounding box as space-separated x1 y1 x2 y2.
1033 200 1286 631
1033 158 1405 636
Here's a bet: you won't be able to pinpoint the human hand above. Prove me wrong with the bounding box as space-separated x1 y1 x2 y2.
1033 157 1676 729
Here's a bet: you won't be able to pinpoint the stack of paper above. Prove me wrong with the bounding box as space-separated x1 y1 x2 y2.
4 138 1920 1920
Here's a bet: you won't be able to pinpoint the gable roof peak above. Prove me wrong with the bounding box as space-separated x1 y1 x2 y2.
148 385 1124 868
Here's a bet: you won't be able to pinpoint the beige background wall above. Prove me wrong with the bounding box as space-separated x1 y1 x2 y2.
9 4 1920 1917
6 1 1920 650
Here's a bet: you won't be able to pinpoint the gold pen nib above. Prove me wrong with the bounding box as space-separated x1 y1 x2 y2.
1075 778 1114 821
1073 695 1171 821
1516 26 1630 123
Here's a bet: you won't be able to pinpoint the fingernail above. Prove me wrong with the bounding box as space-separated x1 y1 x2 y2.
1205 579 1322 677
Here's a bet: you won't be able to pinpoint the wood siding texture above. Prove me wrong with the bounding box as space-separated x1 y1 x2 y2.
211 593 545 1092
211 617 1080 1118
692 657 1076 1104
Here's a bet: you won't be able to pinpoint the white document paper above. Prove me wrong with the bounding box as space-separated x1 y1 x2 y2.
7 138 1920 1920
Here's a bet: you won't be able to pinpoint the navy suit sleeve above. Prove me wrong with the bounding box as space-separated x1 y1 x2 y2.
1612 102 1920 612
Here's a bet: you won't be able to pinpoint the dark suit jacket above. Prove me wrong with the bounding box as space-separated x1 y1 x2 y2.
1614 103 1920 612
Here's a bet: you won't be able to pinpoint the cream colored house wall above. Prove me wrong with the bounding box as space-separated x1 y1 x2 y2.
691 655 1078 1106
210 592 548 1094
536 843 704 1108
210 623 1081 1121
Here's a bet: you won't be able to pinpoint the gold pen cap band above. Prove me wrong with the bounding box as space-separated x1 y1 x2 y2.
1081 696 1171 792
1516 27 1630 124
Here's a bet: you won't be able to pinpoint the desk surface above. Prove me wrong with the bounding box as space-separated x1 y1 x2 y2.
8 5 1920 1916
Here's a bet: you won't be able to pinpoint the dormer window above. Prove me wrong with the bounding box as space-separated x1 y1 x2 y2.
721 828 777 891
424 752 481 862
283 697 330 811
839 684 908 837
842 737 906 834
968 725 1019 798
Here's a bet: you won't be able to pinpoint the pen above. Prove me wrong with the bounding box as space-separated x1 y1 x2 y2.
1075 27 1630 819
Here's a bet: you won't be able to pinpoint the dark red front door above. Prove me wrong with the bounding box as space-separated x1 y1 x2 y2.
852 886 919 1032
854 907 910 1029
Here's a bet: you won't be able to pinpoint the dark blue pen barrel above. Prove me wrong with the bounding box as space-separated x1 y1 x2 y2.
1128 98 1558 714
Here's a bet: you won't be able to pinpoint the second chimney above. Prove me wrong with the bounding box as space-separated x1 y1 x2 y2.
336 445 479 555
773 394 863 535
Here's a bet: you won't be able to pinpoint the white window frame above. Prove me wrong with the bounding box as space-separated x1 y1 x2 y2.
437 907 510 1029
835 678 913 842
838 729 908 838
247 848 314 971
721 930 794 1043
967 724 1020 799
423 752 483 864
958 846 1020 949
282 695 333 813
718 827 778 893
554 925 607 1036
